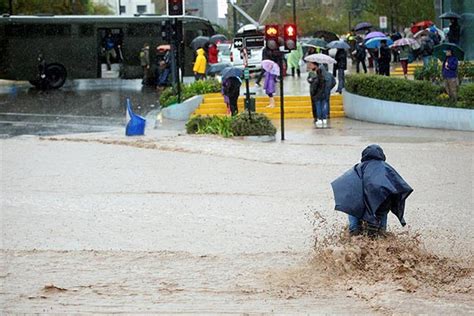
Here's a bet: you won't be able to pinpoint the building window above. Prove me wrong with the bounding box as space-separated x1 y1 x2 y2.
120 5 126 14
137 5 147 14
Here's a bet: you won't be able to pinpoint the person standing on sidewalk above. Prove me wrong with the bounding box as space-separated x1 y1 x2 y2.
193 48 207 81
442 49 459 102
398 44 412 79
334 48 347 93
307 62 327 128
353 41 367 73
378 40 391 76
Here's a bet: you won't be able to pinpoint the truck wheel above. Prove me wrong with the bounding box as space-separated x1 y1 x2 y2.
45 63 67 89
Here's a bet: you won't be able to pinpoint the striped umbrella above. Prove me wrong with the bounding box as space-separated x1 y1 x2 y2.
390 38 417 48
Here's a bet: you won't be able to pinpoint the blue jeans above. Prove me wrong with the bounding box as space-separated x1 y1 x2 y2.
348 213 388 234
315 99 328 120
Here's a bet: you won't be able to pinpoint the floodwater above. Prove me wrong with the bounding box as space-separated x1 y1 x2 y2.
1 117 473 313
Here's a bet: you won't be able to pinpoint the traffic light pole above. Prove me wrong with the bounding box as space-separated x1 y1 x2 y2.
173 18 181 103
278 52 285 141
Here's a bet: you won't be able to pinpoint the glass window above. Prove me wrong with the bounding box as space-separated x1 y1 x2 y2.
120 6 126 14
137 5 147 14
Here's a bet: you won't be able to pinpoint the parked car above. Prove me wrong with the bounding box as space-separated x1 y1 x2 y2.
229 44 264 71
217 43 232 64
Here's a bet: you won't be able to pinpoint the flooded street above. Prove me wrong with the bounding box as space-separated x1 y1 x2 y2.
1 116 473 313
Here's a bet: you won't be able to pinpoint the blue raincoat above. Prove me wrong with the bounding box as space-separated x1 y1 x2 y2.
331 145 413 227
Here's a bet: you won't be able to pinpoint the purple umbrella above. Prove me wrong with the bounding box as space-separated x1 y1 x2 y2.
365 31 386 41
261 59 280 76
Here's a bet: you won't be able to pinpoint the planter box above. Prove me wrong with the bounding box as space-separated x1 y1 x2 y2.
161 95 203 121
343 91 474 132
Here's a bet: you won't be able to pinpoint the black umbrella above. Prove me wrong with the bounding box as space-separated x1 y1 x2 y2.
207 62 232 76
354 22 372 32
210 34 227 44
314 30 339 43
439 12 461 19
221 66 243 80
433 43 465 61
190 36 210 50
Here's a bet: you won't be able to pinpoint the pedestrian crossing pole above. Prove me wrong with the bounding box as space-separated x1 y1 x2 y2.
278 54 285 141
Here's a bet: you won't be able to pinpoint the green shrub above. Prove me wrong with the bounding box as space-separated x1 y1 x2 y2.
186 112 277 138
159 79 221 108
186 115 233 137
346 74 444 106
414 60 474 83
458 83 474 108
413 60 442 82
231 112 277 136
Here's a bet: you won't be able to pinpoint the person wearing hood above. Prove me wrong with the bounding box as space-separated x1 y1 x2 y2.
193 48 207 81
331 144 413 236
287 42 303 77
307 62 327 127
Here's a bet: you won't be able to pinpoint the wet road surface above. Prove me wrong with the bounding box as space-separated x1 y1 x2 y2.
0 79 160 138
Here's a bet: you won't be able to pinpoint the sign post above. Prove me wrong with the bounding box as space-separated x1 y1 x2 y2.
379 16 387 30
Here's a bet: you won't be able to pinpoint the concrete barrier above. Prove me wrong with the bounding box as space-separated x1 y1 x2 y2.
161 95 203 121
343 91 474 132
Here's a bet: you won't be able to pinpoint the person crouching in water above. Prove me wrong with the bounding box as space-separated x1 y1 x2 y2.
331 144 413 237
307 62 327 128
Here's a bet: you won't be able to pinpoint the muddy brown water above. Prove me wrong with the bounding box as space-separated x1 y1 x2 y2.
1 120 473 313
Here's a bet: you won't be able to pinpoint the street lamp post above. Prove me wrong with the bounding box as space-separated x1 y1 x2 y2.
118 0 121 15
9 0 13 14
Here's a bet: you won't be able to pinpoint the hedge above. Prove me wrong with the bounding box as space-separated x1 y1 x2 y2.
345 74 473 109
159 79 221 108
186 112 277 138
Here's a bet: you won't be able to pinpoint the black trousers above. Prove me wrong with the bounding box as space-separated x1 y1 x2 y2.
229 94 239 116
356 60 367 73
379 62 390 76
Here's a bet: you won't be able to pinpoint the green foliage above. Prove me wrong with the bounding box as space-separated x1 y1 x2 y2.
415 61 474 84
7 0 112 15
346 74 473 109
186 112 277 138
231 112 277 137
414 60 442 83
186 115 233 138
458 84 474 108
159 79 221 108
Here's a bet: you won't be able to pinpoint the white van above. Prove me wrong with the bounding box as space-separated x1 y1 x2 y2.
229 44 264 71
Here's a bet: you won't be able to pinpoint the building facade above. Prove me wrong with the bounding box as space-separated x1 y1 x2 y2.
94 0 155 15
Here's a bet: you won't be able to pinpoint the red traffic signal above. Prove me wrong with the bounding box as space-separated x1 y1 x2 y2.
265 24 279 50
283 24 297 50
168 0 183 16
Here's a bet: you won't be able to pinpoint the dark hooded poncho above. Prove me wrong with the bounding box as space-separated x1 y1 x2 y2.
331 145 413 227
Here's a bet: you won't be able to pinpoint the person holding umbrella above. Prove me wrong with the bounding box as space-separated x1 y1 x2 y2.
442 48 459 102
306 62 327 128
353 40 367 73
334 48 347 93
447 19 460 45
261 60 279 108
378 40 391 76
221 67 242 116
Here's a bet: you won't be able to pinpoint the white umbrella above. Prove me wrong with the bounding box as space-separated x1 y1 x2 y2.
304 53 336 64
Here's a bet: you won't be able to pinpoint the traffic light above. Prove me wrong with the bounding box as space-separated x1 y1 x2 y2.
161 20 171 42
265 24 279 50
283 24 297 50
167 0 184 16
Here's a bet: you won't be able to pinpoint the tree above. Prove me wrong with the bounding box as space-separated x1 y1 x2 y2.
3 0 112 15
